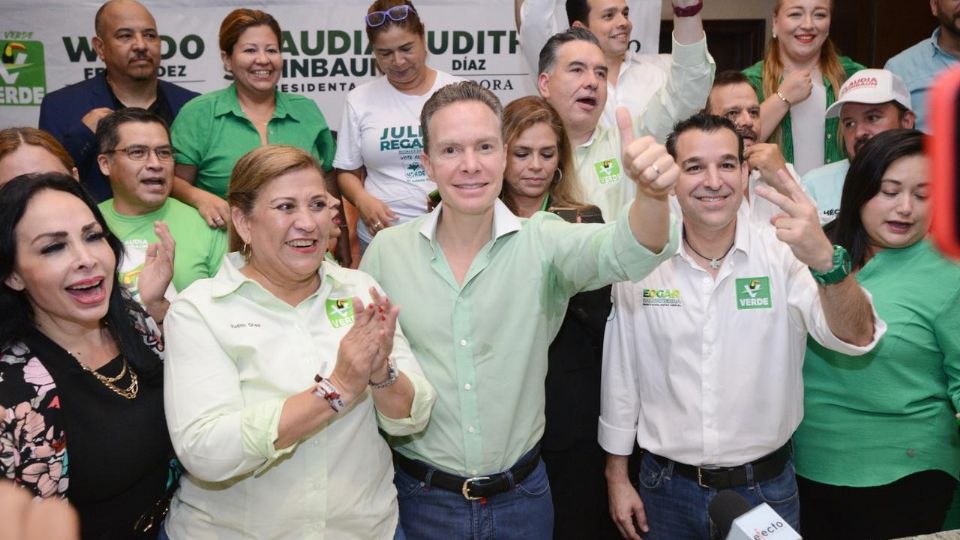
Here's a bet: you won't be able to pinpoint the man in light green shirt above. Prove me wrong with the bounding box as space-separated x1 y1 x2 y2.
537 25 712 221
97 108 226 317
360 81 679 538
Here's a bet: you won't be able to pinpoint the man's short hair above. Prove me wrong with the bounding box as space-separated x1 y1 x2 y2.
96 107 170 155
420 81 503 154
704 70 756 113
666 113 744 162
538 26 600 76
565 0 590 26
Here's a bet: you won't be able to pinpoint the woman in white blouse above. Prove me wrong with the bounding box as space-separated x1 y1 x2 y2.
162 145 434 540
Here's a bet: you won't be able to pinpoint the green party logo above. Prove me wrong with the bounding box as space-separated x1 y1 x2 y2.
735 277 772 310
326 298 355 328
594 158 621 185
0 40 46 106
0 40 47 106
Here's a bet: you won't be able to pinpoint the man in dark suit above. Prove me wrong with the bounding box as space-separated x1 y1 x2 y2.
39 0 198 201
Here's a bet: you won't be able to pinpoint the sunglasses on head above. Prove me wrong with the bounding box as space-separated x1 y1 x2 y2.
365 5 415 27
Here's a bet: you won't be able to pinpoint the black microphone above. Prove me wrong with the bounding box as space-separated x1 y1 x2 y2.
709 490 752 538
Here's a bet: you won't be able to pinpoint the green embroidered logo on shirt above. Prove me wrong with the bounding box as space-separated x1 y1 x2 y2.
326 298 355 328
736 277 772 309
641 288 682 307
594 158 621 184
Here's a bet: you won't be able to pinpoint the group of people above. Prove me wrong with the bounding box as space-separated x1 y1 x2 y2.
0 0 958 539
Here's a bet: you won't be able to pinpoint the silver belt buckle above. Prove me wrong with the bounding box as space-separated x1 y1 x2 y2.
697 467 709 489
461 476 490 500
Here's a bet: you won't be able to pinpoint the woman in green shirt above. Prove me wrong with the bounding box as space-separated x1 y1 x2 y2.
794 129 960 539
170 9 336 230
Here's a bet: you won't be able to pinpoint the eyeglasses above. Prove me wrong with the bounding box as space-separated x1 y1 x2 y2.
365 5 415 27
104 145 175 161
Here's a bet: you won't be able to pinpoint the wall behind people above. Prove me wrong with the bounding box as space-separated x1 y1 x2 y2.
2 0 544 128
659 0 778 37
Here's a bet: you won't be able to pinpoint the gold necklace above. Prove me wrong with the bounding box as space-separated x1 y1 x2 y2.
75 355 139 400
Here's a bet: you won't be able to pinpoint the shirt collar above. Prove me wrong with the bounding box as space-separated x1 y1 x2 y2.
213 83 297 122
210 251 333 299
677 206 752 265
418 199 521 243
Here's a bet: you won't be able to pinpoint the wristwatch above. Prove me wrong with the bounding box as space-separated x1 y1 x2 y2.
369 357 399 390
810 245 851 285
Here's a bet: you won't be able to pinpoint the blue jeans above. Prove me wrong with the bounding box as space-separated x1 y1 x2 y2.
637 452 800 540
394 452 554 540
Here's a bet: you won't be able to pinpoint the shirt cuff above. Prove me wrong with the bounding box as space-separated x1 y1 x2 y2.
598 416 637 456
671 34 710 67
239 397 298 475
816 288 888 356
376 370 435 436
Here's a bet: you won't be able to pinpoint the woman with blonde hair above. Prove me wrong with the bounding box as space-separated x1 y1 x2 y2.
163 145 433 539
0 127 78 184
743 0 863 175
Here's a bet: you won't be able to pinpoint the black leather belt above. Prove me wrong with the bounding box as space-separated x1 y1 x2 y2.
646 443 792 490
393 447 541 500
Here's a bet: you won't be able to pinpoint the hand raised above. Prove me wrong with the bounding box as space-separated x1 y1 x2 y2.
330 298 381 401
755 170 834 272
744 143 788 188
778 69 813 105
617 107 679 199
138 221 176 307
368 287 400 380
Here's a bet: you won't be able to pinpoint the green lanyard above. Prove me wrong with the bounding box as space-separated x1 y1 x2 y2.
539 195 551 212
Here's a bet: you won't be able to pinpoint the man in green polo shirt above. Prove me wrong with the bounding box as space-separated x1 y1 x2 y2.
360 81 679 538
97 108 226 318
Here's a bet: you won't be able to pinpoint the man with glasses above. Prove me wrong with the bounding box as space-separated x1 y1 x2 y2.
96 108 226 319
40 0 198 202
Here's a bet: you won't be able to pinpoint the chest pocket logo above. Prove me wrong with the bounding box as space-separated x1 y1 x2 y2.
594 158 622 185
735 277 772 309
326 298 355 328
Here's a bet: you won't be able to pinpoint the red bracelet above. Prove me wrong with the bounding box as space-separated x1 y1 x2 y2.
673 0 703 17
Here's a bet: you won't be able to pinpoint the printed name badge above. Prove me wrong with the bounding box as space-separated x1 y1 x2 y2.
594 158 622 185
641 288 682 307
325 298 355 328
735 277 772 310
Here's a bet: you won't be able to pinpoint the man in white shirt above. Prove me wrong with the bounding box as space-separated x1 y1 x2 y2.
704 70 800 225
802 69 916 224
518 0 713 132
537 26 708 221
600 113 885 540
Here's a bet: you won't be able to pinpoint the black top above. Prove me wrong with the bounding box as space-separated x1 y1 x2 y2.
23 329 171 540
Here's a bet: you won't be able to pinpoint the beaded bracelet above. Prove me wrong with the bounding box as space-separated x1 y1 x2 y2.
369 358 399 390
776 90 791 106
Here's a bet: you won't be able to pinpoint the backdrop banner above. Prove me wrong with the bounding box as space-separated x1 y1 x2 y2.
0 0 661 129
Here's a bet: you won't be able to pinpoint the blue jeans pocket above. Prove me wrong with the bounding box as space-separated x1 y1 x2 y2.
516 460 551 498
394 468 427 499
638 453 667 490
755 462 799 506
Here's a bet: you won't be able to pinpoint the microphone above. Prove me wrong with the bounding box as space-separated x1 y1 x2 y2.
708 490 801 540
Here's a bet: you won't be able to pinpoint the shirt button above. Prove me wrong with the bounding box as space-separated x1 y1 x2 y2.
468 426 475 433
827 134 832 139
457 297 464 303
464 383 472 390
906 449 916 457
460 339 468 347
471 469 478 475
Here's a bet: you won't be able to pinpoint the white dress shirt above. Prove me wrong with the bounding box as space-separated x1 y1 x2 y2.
599 211 885 466
164 254 435 540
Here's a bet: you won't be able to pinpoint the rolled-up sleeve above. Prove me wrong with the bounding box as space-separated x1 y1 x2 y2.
164 299 296 483
375 322 436 435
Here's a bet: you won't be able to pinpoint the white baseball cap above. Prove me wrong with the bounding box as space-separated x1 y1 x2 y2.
825 69 912 118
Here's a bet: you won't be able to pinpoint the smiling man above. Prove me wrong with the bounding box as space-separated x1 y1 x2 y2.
39 0 198 202
360 81 680 539
96 108 225 316
600 113 884 540
801 69 915 223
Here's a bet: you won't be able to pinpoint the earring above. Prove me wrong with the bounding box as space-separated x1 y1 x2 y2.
241 243 250 258
552 169 563 185
772 30 778 39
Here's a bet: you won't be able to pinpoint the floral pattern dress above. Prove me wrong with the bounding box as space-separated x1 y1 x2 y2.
0 307 163 498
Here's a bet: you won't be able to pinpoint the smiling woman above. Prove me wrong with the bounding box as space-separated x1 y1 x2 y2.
170 8 338 231
743 0 864 175
0 173 174 539
162 144 434 539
